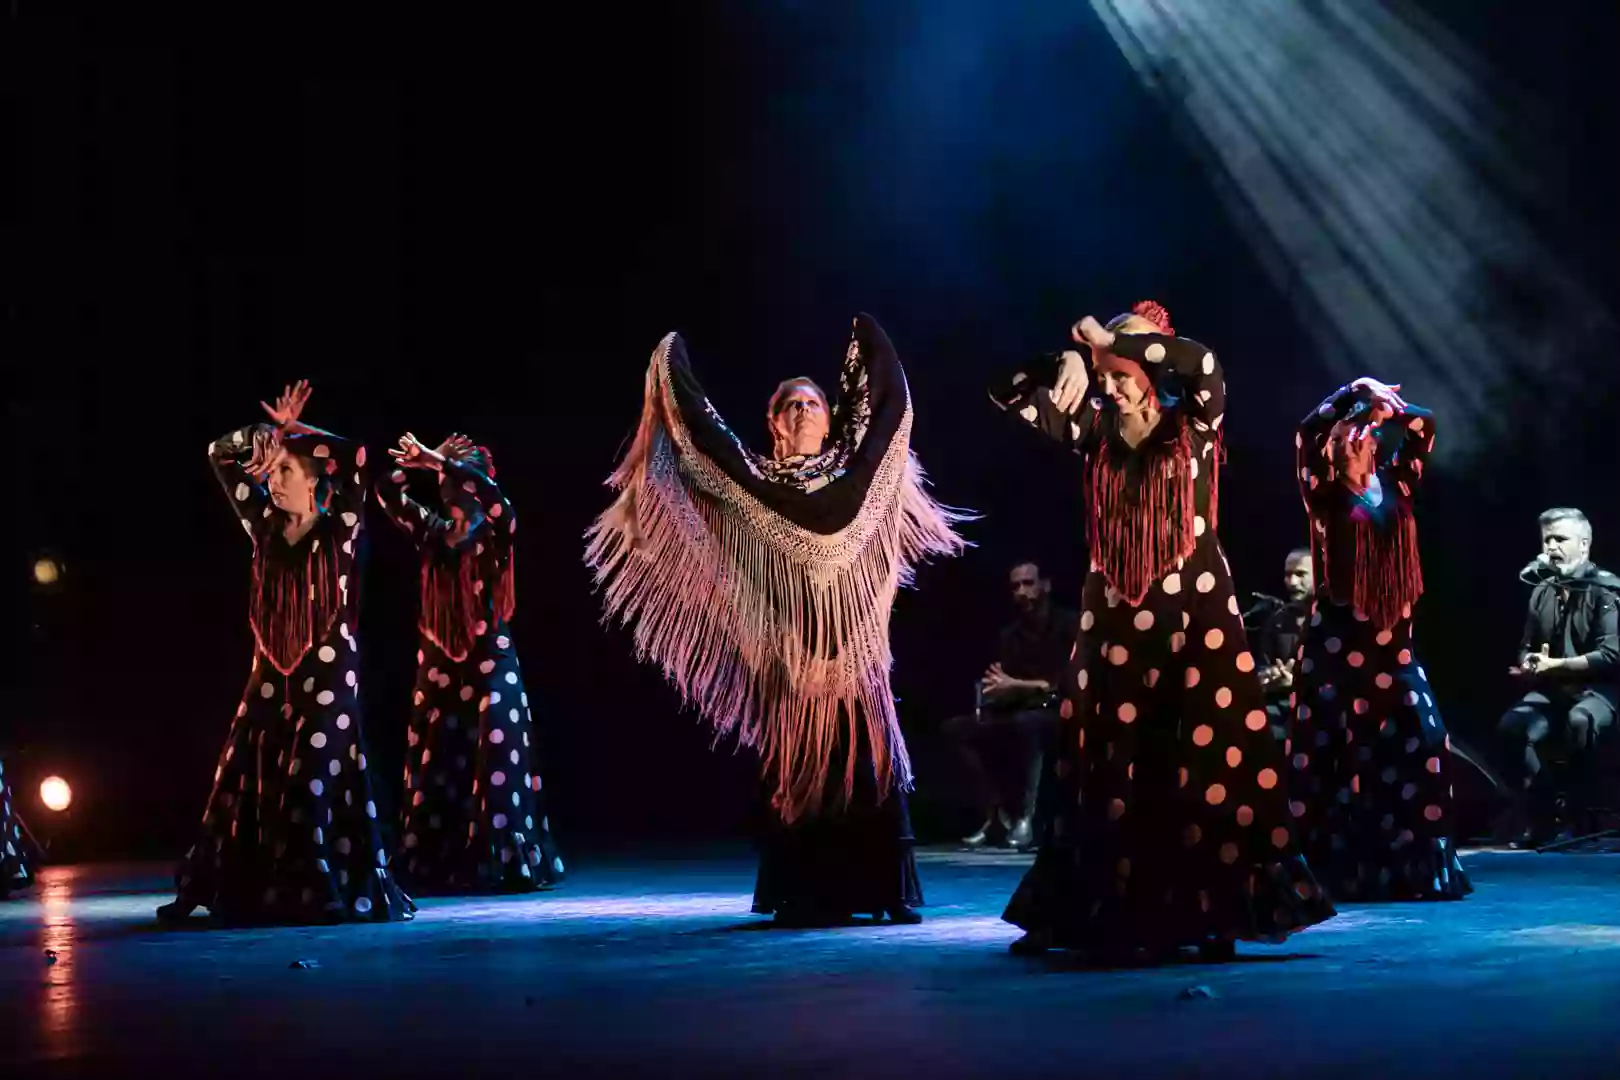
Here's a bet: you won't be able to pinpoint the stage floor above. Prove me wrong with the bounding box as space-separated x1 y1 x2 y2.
3 846 1618 1079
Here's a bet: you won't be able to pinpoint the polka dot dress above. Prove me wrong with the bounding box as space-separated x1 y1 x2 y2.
0 757 33 898
376 459 564 894
992 336 1335 952
1291 389 1469 901
169 426 415 925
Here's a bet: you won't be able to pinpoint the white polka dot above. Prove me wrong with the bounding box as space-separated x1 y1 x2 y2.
366 800 377 819
260 682 276 699
354 896 372 914
1398 649 1413 665
1170 632 1187 653
1077 669 1089 690
1118 702 1137 723
1133 610 1154 631
491 771 506 787
1215 687 1233 708
1204 628 1224 650
1246 710 1268 732
1375 672 1394 689
509 708 520 723
1227 595 1240 616
309 779 324 796
1347 651 1365 668
460 685 475 702
317 645 336 663
345 670 356 687
303 677 316 693
1108 645 1129 666
234 482 251 502
1163 573 1182 595
310 731 328 749
1375 629 1394 646
317 690 335 706
505 671 518 685
1193 516 1208 539
328 759 340 777
1185 667 1201 688
1200 352 1215 375
1195 572 1215 593
1018 405 1037 423
1235 652 1255 673
341 512 358 528
1324 637 1342 654
1080 610 1095 631
336 714 350 730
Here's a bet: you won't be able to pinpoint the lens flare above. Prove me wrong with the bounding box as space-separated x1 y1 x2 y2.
40 776 73 812
34 558 61 585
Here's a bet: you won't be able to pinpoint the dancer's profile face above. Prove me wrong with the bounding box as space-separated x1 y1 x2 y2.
768 383 830 459
268 452 318 514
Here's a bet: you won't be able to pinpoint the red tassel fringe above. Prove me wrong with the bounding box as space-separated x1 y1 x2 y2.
419 547 515 663
1315 503 1423 632
250 536 341 676
1085 418 1208 605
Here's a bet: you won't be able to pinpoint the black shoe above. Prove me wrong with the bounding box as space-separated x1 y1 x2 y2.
1007 816 1034 851
961 818 997 848
156 900 198 924
884 905 923 925
1008 930 1051 955
1197 940 1237 962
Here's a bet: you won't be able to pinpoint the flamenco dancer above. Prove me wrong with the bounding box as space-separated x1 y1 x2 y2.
990 302 1335 960
586 314 968 926
159 382 414 925
1 757 33 898
1290 378 1470 901
376 432 564 893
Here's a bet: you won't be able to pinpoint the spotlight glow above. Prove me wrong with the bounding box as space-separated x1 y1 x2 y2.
40 776 72 812
33 558 61 585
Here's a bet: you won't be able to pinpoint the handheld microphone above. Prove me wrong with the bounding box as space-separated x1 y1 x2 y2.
1519 554 1554 582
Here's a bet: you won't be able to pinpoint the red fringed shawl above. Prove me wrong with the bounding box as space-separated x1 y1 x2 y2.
419 547 516 663
250 535 342 676
1085 415 1217 605
1313 501 1423 633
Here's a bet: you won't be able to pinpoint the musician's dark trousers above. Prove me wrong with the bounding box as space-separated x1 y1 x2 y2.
1498 689 1617 823
942 708 1057 821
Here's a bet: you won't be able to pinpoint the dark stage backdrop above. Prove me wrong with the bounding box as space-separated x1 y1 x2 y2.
4 3 1617 858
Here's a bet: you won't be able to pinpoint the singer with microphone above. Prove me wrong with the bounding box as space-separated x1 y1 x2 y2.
1497 507 1619 847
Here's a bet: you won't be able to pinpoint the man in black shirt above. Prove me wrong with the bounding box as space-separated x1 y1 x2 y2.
942 562 1078 850
1498 507 1620 845
1252 548 1315 742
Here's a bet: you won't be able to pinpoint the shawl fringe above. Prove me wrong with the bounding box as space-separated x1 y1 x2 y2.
1086 417 1211 605
251 532 341 676
585 336 970 823
1316 502 1424 632
419 548 516 663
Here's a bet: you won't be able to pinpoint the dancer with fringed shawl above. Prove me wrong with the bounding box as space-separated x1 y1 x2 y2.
160 382 414 926
990 303 1335 960
587 314 969 927
1 757 33 898
1290 378 1470 901
376 432 564 894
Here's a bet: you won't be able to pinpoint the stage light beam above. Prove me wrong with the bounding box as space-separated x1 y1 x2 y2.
40 777 72 812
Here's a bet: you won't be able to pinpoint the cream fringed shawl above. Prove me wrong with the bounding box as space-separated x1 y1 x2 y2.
584 314 971 824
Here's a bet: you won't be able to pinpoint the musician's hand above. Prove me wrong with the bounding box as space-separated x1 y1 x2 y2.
1521 643 1562 675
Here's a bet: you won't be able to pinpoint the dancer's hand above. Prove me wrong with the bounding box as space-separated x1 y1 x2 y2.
1071 315 1114 349
1050 349 1091 414
1349 377 1406 415
261 380 312 429
436 433 476 461
246 426 283 481
390 432 446 471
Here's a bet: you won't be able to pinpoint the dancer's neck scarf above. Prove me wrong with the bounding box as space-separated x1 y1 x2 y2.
585 314 970 823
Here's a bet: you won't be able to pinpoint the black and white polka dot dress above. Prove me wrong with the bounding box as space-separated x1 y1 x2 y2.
375 459 563 894
167 425 415 925
991 334 1336 952
0 757 32 898
1290 388 1470 901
